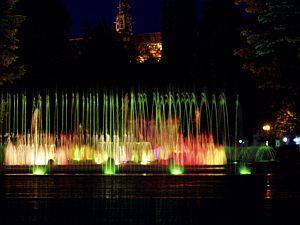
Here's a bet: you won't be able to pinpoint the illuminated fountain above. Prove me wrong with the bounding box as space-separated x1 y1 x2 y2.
0 90 229 170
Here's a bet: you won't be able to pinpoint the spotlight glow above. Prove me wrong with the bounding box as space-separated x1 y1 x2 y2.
103 158 117 175
103 167 116 175
239 166 252 175
32 166 47 175
2 91 229 169
169 165 184 175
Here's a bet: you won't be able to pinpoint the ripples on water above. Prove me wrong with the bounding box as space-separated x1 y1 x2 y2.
0 173 299 225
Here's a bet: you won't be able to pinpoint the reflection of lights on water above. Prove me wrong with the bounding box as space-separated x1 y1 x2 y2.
265 176 272 199
265 184 272 199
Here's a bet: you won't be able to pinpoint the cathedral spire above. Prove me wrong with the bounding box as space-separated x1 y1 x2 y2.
115 0 133 35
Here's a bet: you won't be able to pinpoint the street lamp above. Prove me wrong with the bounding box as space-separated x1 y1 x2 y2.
262 124 271 146
262 124 271 132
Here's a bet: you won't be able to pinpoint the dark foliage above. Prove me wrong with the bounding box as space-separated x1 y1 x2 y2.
0 0 25 85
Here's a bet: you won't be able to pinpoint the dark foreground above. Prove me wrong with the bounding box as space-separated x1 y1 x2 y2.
1 167 300 225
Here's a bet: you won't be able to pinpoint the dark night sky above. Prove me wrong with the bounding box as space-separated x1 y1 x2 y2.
63 0 161 38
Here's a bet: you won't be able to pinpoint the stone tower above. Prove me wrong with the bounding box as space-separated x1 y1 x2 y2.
115 0 133 35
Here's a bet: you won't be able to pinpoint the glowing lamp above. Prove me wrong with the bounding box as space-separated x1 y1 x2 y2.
263 124 271 131
293 137 300 145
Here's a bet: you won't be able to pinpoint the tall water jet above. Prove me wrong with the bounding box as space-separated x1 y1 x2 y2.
1 90 230 169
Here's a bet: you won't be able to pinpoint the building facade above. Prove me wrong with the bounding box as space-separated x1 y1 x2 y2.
132 32 162 63
115 0 162 64
115 0 133 47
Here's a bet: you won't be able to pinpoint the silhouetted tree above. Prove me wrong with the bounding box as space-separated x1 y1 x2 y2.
16 0 71 85
76 20 131 85
234 0 300 137
273 103 300 137
195 0 245 90
234 0 300 90
0 0 25 85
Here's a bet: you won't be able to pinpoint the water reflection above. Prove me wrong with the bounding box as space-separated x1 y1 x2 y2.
2 174 234 199
264 174 273 199
0 173 299 225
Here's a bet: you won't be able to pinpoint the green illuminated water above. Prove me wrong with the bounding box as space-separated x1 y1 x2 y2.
0 89 237 168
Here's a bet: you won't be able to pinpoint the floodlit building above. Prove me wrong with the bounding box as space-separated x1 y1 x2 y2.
132 32 162 63
115 0 133 47
115 0 162 64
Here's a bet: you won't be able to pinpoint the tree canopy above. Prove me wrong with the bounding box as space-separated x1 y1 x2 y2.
234 0 300 90
0 0 25 85
16 0 71 86
234 0 300 137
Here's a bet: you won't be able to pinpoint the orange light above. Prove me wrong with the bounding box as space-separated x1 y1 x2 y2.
262 124 271 131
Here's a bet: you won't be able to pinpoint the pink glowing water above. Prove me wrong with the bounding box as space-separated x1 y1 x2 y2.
2 91 229 166
4 132 227 165
4 132 226 166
